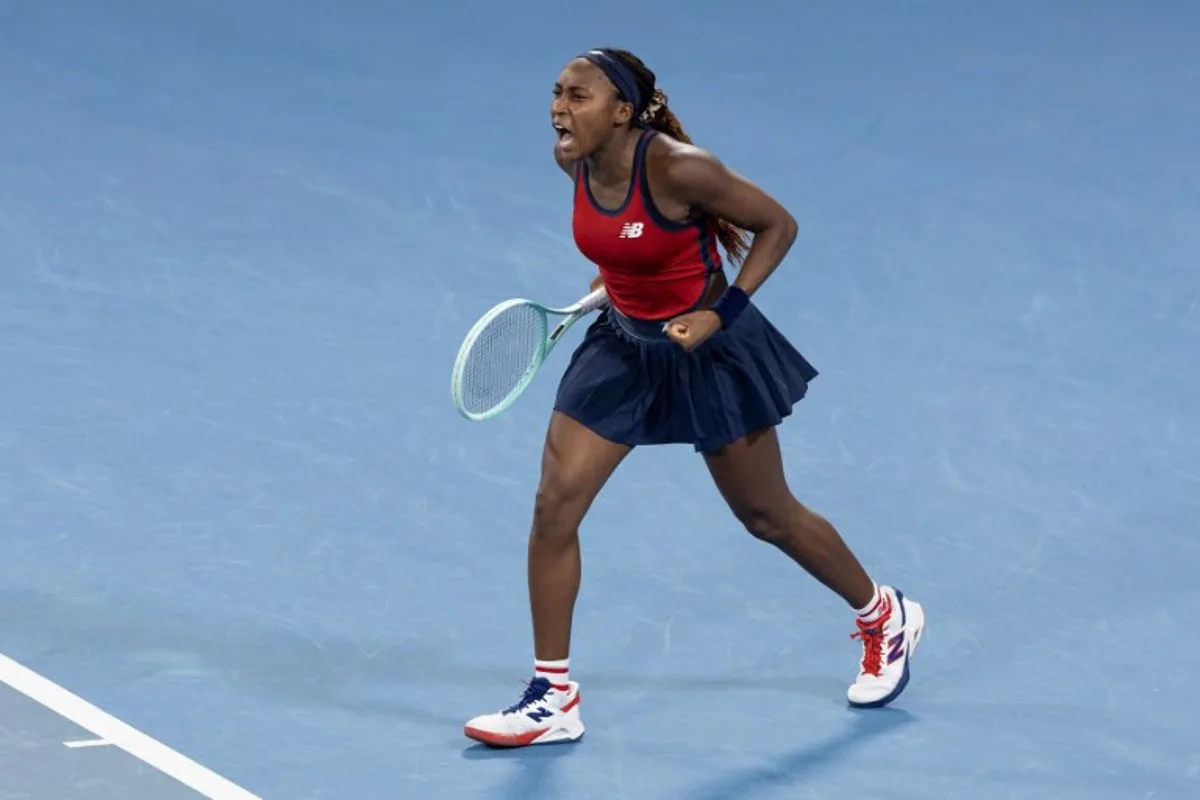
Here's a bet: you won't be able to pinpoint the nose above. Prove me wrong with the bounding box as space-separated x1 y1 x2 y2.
550 94 569 116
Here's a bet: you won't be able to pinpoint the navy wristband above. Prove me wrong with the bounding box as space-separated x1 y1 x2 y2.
711 286 750 328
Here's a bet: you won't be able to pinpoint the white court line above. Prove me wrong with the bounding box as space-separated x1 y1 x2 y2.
64 738 112 748
0 653 261 799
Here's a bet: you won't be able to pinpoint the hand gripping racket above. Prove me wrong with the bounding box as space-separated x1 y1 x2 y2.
451 286 610 421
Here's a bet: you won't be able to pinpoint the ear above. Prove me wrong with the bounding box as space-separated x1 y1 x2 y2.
611 101 634 128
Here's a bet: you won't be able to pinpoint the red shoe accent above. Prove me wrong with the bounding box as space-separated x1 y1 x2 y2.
464 725 551 747
851 597 893 677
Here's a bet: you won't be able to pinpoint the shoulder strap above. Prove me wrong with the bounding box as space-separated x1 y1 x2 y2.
631 127 658 182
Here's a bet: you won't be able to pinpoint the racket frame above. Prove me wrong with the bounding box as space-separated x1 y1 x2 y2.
451 286 609 421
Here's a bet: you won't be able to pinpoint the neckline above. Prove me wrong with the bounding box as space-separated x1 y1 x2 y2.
581 129 655 217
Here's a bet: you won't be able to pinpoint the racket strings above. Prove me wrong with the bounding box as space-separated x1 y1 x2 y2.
457 303 548 415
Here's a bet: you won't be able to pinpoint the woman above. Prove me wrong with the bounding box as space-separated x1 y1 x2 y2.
464 48 925 747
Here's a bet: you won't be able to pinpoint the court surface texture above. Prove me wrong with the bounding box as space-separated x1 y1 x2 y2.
2 1 1197 797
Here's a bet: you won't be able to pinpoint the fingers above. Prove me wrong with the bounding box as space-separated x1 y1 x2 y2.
663 319 697 350
662 318 687 337
664 311 721 351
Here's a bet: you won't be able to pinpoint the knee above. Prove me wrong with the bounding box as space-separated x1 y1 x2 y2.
733 503 793 546
531 478 584 545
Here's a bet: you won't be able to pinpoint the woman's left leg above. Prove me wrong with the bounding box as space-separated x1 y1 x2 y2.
702 426 926 708
703 427 873 606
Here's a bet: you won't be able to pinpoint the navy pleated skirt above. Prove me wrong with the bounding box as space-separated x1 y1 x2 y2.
553 303 819 453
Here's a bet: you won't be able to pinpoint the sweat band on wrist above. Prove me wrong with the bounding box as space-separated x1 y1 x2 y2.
711 286 750 328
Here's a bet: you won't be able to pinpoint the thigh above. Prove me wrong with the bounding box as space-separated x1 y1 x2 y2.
537 411 632 518
701 427 793 516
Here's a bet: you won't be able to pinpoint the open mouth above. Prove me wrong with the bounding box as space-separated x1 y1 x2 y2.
553 123 575 147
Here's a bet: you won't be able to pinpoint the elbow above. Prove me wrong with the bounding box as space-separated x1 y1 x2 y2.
778 211 799 249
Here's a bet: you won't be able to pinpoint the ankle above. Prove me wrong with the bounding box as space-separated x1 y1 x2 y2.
852 583 886 622
534 657 570 690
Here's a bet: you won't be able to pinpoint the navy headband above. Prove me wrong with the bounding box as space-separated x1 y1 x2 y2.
579 50 648 116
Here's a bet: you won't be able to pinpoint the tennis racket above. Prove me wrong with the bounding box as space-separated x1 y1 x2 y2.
451 285 610 421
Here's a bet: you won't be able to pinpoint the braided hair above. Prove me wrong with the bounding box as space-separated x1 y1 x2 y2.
598 48 750 266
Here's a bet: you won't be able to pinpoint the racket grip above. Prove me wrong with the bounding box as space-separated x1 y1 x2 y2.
578 285 610 313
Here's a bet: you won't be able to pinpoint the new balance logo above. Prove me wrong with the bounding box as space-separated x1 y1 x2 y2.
526 708 553 722
618 222 644 238
887 632 906 664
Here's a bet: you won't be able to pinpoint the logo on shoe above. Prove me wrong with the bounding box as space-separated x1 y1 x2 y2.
887 632 905 664
526 708 553 722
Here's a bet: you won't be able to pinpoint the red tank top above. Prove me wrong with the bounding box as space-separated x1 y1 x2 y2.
572 129 723 320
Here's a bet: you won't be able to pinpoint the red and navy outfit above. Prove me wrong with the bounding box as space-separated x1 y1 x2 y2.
571 130 724 321
553 129 818 453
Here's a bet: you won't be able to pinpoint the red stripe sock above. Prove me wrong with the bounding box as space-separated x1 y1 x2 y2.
535 658 570 691
855 584 886 623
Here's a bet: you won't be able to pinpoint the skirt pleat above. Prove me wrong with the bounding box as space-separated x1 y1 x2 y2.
553 303 818 453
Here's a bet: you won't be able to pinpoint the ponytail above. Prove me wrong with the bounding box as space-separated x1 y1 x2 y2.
639 90 750 266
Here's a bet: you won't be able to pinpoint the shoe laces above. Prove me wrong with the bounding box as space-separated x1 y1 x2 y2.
503 677 551 714
851 602 893 677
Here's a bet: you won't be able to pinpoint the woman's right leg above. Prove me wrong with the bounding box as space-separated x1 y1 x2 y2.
465 411 630 747
529 411 632 659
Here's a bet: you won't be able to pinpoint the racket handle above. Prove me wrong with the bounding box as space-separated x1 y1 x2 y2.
577 285 609 314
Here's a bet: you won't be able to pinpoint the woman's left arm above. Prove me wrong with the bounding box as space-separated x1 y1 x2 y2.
661 145 799 297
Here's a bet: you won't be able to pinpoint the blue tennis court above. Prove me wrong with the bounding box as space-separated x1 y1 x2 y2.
2 1 1197 797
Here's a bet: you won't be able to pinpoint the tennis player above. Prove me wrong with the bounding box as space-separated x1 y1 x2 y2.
464 48 925 747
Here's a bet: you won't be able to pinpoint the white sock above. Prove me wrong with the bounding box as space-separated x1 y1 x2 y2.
535 658 570 690
854 583 886 623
